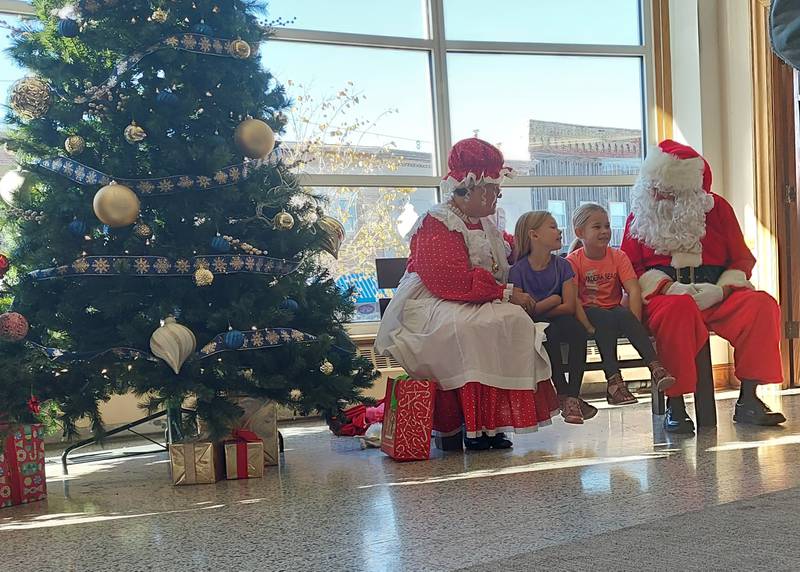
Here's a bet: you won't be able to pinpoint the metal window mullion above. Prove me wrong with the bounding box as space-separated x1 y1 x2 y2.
444 40 647 57
640 0 658 148
298 174 442 188
0 1 33 16
429 0 451 201
297 174 636 189
504 175 637 188
270 28 433 51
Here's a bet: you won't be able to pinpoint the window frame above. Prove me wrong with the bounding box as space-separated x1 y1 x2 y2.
272 0 657 197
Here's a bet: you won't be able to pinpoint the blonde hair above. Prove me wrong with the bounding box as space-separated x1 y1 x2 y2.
569 202 608 253
513 210 553 262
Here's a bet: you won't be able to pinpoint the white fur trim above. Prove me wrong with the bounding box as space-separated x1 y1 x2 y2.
639 269 672 302
640 146 705 193
670 252 703 269
440 167 515 195
717 269 754 290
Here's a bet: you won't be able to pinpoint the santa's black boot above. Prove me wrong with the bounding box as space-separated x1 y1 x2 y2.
733 381 786 426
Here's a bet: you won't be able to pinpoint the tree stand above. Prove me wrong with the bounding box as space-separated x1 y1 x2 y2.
61 407 193 474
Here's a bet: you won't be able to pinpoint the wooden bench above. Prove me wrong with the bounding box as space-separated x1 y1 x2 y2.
374 257 716 434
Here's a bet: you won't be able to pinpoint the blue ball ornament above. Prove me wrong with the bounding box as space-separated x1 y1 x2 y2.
58 19 79 38
156 91 178 106
193 23 214 36
279 298 299 312
211 236 231 253
224 329 245 350
68 219 87 237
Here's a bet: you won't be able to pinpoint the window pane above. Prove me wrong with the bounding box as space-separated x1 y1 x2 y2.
547 200 567 229
448 54 643 172
266 41 435 176
0 16 30 123
311 186 437 322
497 186 631 252
267 0 428 39
444 0 641 45
0 16 29 176
609 201 628 229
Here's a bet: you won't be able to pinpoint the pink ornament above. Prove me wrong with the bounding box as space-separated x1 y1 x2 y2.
0 312 29 341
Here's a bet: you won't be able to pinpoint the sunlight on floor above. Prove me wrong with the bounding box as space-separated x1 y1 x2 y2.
358 452 672 489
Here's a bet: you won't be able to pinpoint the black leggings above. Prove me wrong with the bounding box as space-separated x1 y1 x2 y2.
585 306 657 379
542 315 588 398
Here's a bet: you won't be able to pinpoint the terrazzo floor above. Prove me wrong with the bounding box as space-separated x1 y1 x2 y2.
3 389 800 571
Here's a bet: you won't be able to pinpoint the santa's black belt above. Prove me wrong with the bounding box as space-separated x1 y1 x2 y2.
651 265 725 285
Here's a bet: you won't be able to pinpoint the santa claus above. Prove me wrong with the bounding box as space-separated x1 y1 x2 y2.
620 139 786 433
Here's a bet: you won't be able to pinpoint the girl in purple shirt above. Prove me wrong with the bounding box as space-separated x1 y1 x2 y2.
510 211 591 424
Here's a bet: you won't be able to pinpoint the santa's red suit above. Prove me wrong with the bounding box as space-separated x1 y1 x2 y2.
621 140 783 398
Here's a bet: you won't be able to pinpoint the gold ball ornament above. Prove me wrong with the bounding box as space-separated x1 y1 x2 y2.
150 8 169 23
316 215 346 259
194 268 214 287
92 183 140 228
9 77 52 120
64 135 85 155
320 360 334 375
133 222 153 239
274 210 295 231
124 121 147 144
229 39 252 59
234 118 275 159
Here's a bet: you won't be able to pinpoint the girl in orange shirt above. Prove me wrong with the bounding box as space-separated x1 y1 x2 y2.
567 203 676 405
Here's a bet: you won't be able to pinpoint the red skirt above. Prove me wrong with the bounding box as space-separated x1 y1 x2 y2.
432 380 559 438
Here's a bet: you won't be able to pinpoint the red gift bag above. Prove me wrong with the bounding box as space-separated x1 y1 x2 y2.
1 424 47 509
381 375 436 462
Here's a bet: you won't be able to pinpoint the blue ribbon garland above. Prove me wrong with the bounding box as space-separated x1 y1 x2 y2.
29 254 300 281
55 27 253 105
26 328 317 364
35 148 282 196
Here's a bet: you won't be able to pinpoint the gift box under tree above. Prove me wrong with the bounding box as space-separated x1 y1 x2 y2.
381 376 436 462
1 424 47 508
168 441 225 486
224 429 264 480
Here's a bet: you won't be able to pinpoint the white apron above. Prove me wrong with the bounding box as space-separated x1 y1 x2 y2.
374 204 551 391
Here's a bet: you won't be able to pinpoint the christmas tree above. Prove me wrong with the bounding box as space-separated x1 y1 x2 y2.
0 0 376 438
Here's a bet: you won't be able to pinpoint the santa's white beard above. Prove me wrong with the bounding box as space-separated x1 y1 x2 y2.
628 180 714 260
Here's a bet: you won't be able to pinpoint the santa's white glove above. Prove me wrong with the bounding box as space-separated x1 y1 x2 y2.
691 282 724 310
665 282 698 297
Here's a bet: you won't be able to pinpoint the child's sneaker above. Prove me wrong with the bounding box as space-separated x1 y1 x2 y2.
562 396 584 424
648 360 676 392
606 373 638 405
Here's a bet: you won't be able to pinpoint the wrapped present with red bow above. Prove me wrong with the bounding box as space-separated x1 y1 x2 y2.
223 428 264 480
380 375 436 462
1 424 47 509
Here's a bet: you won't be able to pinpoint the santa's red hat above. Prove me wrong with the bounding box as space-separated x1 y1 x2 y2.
441 137 514 194
640 139 712 194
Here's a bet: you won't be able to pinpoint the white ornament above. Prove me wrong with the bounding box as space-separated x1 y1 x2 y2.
52 5 80 20
0 168 30 206
149 317 196 374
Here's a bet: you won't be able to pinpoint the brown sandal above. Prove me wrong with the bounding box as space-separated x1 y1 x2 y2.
606 373 638 405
